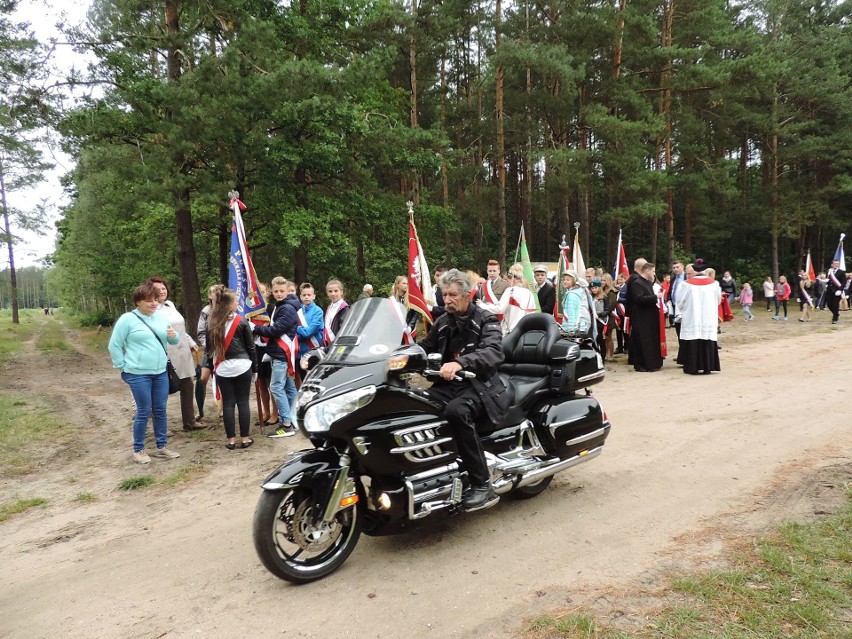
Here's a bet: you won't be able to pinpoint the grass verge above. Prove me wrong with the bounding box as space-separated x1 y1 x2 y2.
524 489 852 639
34 317 72 352
0 393 67 477
0 497 48 522
0 310 41 363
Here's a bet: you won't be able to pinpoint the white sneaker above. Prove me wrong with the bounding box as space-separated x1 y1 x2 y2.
151 447 181 459
133 450 151 464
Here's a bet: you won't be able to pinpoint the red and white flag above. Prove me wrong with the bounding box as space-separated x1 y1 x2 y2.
805 249 816 282
613 228 629 280
407 212 435 325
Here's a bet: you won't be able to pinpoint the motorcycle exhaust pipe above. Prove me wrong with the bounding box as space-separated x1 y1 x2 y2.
512 446 603 490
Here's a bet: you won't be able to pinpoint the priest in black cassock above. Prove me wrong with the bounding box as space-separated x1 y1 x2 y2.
627 262 664 372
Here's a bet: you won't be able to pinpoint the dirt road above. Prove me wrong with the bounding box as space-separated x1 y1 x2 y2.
1 311 850 638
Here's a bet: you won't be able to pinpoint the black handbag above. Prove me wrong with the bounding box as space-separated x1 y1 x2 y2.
134 313 181 394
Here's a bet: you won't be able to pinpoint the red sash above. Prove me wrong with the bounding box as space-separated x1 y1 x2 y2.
324 300 349 345
388 298 414 344
214 315 243 372
508 291 535 313
297 308 321 349
275 334 296 377
658 303 668 356
484 280 503 320
799 282 813 307
213 315 243 400
829 269 842 289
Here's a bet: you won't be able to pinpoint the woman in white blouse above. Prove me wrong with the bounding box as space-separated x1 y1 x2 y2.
149 276 204 432
476 263 538 335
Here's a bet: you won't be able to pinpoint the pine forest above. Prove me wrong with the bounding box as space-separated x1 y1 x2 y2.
3 0 851 324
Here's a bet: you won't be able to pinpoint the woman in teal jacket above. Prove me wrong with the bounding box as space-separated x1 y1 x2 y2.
108 281 182 464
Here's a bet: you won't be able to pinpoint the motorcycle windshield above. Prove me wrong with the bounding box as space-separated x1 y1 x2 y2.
323 297 410 364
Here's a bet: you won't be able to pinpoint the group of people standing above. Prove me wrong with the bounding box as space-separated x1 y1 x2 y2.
760 261 848 324
109 276 353 463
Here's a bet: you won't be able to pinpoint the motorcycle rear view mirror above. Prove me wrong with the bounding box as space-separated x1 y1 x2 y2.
387 344 428 374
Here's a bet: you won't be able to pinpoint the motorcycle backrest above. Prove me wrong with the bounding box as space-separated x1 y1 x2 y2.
502 313 561 365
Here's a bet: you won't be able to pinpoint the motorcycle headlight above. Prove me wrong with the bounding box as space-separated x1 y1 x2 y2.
302 385 376 433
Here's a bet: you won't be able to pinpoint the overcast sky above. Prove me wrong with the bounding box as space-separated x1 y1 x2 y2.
7 0 91 268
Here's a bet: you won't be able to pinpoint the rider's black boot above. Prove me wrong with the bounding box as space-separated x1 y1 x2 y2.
462 484 499 511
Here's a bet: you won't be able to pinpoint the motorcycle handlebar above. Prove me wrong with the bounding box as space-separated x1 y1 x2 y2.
422 369 476 381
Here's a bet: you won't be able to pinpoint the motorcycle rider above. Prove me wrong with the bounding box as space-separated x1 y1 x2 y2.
419 269 510 511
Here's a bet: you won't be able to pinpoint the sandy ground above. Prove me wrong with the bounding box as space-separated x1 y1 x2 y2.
1 306 850 639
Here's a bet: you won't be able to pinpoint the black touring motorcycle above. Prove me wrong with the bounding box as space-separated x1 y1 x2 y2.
252 297 611 583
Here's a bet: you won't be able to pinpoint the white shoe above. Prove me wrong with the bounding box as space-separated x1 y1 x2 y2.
133 450 151 464
150 447 180 459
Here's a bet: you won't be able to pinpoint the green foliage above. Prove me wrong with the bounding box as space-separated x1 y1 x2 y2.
43 0 852 316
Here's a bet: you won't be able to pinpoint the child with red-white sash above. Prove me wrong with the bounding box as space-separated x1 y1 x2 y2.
251 277 300 438
324 279 350 345
206 288 257 450
295 282 324 383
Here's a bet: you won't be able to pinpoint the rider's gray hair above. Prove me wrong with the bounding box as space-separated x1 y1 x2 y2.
440 268 473 297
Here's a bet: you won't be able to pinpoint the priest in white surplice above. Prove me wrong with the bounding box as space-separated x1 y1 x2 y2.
675 258 721 375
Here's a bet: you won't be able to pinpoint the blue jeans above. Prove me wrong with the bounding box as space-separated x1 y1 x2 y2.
270 359 297 426
122 371 169 452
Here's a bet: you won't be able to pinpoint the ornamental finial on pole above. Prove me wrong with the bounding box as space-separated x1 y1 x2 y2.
407 200 414 215
558 234 568 251
228 189 239 202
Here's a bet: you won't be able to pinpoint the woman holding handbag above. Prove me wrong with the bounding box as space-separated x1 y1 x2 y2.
108 281 182 464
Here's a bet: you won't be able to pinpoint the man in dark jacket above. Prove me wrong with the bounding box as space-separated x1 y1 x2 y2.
419 269 510 511
826 259 847 324
252 278 301 437
534 264 556 315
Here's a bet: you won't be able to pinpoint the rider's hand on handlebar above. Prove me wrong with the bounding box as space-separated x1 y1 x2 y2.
439 361 463 381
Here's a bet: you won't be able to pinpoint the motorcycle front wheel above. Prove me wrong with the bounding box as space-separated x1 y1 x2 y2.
253 489 362 584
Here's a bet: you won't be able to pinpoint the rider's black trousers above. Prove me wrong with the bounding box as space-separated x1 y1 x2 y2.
426 383 491 486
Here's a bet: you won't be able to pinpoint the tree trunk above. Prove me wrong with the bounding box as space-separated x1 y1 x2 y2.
495 0 506 269
0 164 18 324
408 0 420 204
166 0 201 335
769 86 780 282
175 190 201 337
218 209 230 285
661 0 675 268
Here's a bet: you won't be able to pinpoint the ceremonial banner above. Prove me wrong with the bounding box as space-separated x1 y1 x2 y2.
612 229 629 280
805 250 816 282
572 230 587 278
834 233 846 271
407 209 435 324
554 240 571 321
517 224 541 311
228 196 267 321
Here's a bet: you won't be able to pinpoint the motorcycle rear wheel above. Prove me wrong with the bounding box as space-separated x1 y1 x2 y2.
253 489 362 584
509 475 553 499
